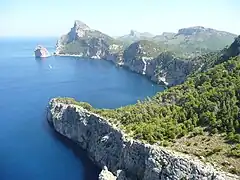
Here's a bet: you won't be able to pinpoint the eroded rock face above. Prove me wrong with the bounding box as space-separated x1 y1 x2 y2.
55 20 120 59
99 167 116 180
122 41 197 86
47 99 239 180
34 45 49 58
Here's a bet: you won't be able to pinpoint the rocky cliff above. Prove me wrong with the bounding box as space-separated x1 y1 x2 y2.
56 20 123 59
47 98 238 180
34 45 49 58
121 41 201 86
55 21 237 86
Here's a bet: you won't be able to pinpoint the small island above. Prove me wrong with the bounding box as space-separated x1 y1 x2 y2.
34 45 49 58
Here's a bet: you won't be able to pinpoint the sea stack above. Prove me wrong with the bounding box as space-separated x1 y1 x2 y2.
34 45 49 58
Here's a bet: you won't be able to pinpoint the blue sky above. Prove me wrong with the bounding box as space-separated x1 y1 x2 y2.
0 0 239 37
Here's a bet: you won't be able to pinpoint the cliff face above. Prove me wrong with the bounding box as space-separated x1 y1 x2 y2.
56 20 121 59
55 21 238 87
146 52 197 86
122 41 199 86
55 21 202 86
47 99 238 180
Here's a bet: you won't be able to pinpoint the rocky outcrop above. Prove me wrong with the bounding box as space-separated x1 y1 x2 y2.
99 167 116 180
54 20 198 86
55 20 121 59
146 52 199 86
55 20 238 86
47 99 239 180
34 45 49 58
122 41 199 86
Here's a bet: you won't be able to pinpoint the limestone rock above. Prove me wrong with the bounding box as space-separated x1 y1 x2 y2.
122 41 196 86
99 166 117 180
47 99 239 180
55 20 119 59
34 45 49 58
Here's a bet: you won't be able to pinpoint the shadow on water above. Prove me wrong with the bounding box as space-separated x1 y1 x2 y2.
43 119 101 180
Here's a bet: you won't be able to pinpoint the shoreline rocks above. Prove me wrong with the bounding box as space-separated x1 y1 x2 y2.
47 98 239 180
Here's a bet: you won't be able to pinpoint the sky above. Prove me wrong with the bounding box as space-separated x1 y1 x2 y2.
0 0 239 37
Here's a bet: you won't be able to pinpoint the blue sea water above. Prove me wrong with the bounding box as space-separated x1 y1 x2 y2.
0 37 164 180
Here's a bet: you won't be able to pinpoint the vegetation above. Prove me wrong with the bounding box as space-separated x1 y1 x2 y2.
171 133 240 175
56 35 240 175
58 56 240 146
123 40 163 60
60 29 124 55
119 27 236 57
57 56 240 174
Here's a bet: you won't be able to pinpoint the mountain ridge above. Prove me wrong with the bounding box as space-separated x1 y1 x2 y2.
55 20 239 86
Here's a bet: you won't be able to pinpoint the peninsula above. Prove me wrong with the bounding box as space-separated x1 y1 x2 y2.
48 20 240 179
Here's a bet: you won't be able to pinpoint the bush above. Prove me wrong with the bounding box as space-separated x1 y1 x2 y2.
192 127 204 136
228 144 240 157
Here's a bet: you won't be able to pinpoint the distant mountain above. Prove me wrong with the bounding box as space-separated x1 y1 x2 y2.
117 30 155 43
161 26 237 54
55 21 239 86
118 26 237 56
153 32 176 41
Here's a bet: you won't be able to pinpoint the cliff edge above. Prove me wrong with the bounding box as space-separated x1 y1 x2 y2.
47 98 238 180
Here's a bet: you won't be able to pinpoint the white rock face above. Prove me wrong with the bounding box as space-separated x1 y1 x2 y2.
47 99 239 180
34 45 49 58
99 167 116 180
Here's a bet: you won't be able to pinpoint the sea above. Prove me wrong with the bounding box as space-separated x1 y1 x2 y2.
0 37 164 180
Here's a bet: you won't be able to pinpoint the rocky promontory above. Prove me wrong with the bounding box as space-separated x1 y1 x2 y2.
47 98 239 180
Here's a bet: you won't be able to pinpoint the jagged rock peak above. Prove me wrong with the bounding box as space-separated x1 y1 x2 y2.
73 20 90 30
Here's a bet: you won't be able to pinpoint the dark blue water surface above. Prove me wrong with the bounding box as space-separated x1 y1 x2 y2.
0 37 164 180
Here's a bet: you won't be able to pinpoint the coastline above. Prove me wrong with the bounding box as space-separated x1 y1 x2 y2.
47 98 239 180
53 53 160 85
54 53 84 57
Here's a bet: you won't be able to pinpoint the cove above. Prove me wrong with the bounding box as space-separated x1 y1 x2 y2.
0 37 164 180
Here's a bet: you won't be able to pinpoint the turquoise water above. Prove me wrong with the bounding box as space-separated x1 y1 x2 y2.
0 37 164 180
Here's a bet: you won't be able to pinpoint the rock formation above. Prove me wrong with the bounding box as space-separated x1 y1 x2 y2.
55 20 238 87
47 98 239 180
34 45 49 58
55 20 122 59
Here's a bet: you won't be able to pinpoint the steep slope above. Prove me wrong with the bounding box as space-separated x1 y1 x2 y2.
56 20 123 59
193 35 240 72
122 40 162 75
55 21 238 87
48 98 238 180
